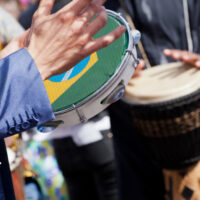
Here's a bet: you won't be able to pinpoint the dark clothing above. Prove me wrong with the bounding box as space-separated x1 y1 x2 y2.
106 0 200 200
53 132 118 200
126 0 200 65
0 140 15 200
18 3 37 29
109 101 165 200
19 0 122 30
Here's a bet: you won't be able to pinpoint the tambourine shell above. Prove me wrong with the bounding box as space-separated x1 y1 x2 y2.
42 10 137 128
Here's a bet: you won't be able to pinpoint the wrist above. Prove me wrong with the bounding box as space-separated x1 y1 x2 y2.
26 47 51 81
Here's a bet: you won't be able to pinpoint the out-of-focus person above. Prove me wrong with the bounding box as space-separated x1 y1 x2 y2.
0 7 24 47
106 0 200 200
51 113 118 200
0 0 21 19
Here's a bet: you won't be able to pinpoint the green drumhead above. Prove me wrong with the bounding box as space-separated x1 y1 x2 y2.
44 14 129 112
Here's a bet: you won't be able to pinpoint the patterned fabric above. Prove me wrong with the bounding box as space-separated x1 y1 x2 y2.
23 140 69 200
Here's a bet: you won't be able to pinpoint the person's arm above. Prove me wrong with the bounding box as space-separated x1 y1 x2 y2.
26 0 126 80
0 0 126 138
0 48 54 138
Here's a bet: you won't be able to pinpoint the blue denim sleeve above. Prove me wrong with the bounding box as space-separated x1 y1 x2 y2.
0 48 55 138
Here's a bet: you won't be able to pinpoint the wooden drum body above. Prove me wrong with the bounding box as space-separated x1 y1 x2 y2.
125 62 200 168
125 62 200 200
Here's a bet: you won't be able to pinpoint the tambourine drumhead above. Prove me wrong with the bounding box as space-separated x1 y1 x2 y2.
45 11 129 112
43 10 137 128
125 62 200 104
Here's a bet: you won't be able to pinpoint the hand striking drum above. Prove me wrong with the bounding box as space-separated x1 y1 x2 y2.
39 9 140 132
125 62 200 200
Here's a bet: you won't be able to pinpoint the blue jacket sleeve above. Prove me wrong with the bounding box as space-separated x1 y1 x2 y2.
0 48 55 138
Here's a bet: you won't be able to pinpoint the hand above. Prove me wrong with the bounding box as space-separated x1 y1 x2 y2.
128 59 145 86
0 31 29 59
132 59 145 78
163 49 200 68
27 0 126 80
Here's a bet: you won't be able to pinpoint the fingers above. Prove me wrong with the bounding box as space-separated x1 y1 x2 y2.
80 0 106 21
164 49 200 68
86 7 107 36
70 6 107 40
37 0 55 16
164 49 189 59
131 59 145 79
137 59 145 71
61 0 93 15
128 60 145 86
83 25 126 55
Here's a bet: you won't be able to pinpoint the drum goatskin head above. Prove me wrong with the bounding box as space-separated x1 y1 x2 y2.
125 62 200 104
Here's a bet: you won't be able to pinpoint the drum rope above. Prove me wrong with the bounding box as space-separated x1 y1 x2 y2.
118 0 152 69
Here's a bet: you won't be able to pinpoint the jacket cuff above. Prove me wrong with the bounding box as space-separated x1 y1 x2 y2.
0 48 55 138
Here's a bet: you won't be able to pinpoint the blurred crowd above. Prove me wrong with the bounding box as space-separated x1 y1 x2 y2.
0 0 34 18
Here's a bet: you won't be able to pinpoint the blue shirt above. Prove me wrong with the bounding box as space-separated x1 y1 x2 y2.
0 48 55 199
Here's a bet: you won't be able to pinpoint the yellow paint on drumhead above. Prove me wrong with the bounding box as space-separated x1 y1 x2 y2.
44 52 98 104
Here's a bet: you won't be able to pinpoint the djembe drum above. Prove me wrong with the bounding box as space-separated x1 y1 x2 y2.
125 62 200 200
39 9 140 132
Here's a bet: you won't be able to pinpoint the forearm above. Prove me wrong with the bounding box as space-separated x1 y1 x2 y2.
0 48 55 138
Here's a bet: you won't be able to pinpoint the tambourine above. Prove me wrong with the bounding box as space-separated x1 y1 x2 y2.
39 10 139 131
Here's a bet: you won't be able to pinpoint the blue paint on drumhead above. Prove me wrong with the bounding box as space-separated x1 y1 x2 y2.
49 56 90 82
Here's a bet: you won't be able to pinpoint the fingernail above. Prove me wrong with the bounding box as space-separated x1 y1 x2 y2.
174 52 180 58
99 6 105 12
195 61 200 67
183 55 189 60
121 26 126 31
163 49 170 55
